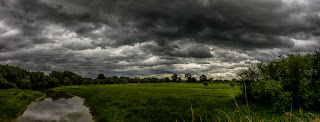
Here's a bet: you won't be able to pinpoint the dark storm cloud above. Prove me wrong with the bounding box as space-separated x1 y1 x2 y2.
140 41 213 58
5 0 319 49
0 0 320 78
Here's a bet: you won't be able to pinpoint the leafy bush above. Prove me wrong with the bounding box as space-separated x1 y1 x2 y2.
272 91 292 112
238 50 320 112
18 78 31 89
0 77 16 89
203 81 208 86
249 79 292 112
250 80 282 104
297 78 320 110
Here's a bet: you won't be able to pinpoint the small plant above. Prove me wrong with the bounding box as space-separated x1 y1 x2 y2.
203 81 208 86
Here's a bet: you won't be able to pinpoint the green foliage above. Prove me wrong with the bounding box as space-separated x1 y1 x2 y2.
203 81 208 86
238 50 320 112
0 65 28 84
0 76 16 89
185 73 195 83
64 77 72 85
18 78 31 89
0 64 86 91
0 89 44 121
171 73 178 82
0 64 219 91
200 75 207 82
297 78 320 109
251 80 282 100
191 77 197 82
272 91 292 113
97 74 106 79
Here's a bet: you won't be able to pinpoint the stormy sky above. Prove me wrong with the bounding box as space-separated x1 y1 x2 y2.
0 0 319 79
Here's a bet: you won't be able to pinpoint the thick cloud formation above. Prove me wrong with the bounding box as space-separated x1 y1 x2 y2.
0 0 319 79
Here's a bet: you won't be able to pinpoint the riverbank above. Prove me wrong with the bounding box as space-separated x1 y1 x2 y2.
0 89 44 121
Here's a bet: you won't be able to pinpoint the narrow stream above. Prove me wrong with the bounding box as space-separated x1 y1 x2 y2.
17 91 94 122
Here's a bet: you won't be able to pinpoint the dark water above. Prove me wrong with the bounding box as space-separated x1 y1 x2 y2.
17 91 94 122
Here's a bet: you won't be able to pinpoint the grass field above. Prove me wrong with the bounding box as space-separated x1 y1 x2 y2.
0 89 44 121
53 83 244 121
53 83 320 121
1 83 318 121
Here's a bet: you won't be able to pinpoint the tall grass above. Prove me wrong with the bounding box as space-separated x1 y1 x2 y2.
0 89 44 121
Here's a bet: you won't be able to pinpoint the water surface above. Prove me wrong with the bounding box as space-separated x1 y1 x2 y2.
17 91 94 122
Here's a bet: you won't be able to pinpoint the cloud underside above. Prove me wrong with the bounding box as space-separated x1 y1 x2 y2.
0 0 319 79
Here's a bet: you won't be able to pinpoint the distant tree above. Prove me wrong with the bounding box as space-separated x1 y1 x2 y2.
191 77 197 83
97 74 106 79
29 71 46 90
70 74 83 85
171 73 178 82
185 73 192 83
0 76 16 89
178 77 182 83
232 78 237 82
62 71 83 85
237 63 260 82
64 77 71 85
49 71 65 84
19 77 31 89
200 75 207 82
112 76 120 84
45 76 59 88
83 78 92 84
165 77 170 82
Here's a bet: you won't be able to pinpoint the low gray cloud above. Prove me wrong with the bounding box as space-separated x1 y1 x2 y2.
0 0 319 79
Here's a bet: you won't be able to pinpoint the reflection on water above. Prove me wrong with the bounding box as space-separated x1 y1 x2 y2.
17 91 94 122
45 91 74 101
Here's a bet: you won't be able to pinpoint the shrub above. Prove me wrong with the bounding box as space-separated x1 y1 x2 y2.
203 81 208 86
19 78 31 89
237 50 320 112
297 78 320 110
0 77 16 89
272 91 292 113
250 79 283 104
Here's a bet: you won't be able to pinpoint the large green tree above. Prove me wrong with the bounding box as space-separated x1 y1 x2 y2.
238 50 320 112
200 75 207 82
171 74 178 82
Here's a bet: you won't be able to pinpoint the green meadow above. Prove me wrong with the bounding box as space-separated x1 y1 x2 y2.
0 89 44 121
53 83 240 121
53 83 320 121
52 83 276 121
1 83 319 121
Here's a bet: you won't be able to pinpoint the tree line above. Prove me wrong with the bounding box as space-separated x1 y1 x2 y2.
238 50 320 112
0 64 236 91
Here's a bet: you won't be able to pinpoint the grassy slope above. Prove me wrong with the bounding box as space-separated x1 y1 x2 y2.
53 83 242 121
0 89 44 121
